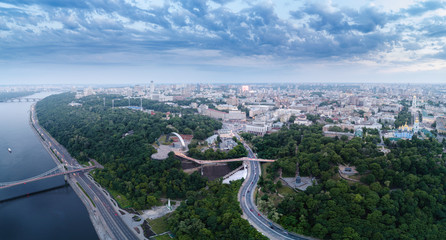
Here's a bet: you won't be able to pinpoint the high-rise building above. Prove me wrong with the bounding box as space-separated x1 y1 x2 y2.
412 95 417 108
150 81 155 94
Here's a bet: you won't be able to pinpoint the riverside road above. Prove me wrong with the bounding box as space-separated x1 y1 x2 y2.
31 104 139 240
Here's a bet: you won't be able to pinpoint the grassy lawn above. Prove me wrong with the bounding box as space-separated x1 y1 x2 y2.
158 135 173 145
261 162 271 177
195 144 207 150
155 234 172 240
277 185 295 196
158 135 167 143
148 214 171 234
349 174 362 180
282 172 295 178
108 189 132 208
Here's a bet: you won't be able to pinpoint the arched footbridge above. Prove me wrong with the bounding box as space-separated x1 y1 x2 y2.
167 132 187 150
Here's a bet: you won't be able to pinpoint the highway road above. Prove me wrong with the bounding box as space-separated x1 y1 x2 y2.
238 135 309 240
31 104 139 240
78 173 139 240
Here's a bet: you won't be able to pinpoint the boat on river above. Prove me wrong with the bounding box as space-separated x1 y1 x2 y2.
8 148 12 153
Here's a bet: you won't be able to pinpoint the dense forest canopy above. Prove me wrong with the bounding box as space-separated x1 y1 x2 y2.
36 93 264 239
36 92 446 239
252 124 446 239
36 93 220 208
89 94 197 114
394 106 413 128
168 180 268 240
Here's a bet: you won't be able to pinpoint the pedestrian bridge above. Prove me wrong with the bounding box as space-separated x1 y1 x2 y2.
0 165 95 190
173 151 276 164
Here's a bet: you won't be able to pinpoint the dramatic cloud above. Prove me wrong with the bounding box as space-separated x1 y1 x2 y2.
1 0 446 84
403 1 445 16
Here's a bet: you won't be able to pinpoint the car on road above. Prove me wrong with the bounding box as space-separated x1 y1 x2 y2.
250 208 253 212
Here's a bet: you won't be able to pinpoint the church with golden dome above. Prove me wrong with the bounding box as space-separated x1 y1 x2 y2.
394 116 419 140
395 122 414 139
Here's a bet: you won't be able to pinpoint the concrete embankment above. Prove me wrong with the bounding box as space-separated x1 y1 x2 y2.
29 104 114 240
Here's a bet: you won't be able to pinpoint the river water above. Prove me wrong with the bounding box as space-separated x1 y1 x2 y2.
0 92 98 240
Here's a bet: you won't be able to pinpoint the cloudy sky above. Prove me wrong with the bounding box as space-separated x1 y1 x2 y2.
1 0 446 85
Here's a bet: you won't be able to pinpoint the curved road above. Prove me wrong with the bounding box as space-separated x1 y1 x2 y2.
239 140 310 240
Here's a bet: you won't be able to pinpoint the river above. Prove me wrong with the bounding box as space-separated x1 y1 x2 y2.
0 92 98 240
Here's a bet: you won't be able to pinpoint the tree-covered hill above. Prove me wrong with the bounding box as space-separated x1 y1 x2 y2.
36 92 266 239
36 92 220 209
168 180 268 240
251 124 446 239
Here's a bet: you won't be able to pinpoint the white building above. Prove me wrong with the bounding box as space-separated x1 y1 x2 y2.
151 94 173 102
216 104 238 111
412 95 417 108
294 119 312 126
150 81 155 94
201 108 246 121
227 110 246 121
245 124 268 135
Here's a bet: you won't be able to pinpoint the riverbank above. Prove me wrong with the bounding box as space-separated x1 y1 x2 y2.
29 103 112 240
30 103 146 240
0 95 97 240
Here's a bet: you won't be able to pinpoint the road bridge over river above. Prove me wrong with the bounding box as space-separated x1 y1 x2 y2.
6 97 42 102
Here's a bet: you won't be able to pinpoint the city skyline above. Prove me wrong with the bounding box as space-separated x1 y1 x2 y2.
1 0 446 84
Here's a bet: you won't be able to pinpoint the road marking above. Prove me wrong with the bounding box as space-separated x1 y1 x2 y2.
241 161 296 240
